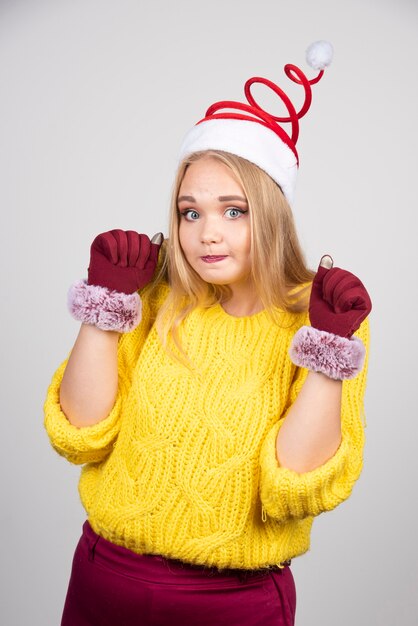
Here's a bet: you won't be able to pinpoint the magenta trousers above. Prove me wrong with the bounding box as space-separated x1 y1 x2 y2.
61 521 296 626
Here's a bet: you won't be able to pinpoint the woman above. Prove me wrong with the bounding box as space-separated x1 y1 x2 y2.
45 41 371 625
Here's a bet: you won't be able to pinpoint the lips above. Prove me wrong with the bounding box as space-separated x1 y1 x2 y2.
201 255 228 263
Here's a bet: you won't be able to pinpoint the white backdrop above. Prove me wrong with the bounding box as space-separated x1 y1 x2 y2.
1 0 417 624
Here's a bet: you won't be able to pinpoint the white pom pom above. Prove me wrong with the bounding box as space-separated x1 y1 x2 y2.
306 41 334 71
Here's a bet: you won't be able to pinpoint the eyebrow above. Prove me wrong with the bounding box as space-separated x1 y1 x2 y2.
177 195 248 203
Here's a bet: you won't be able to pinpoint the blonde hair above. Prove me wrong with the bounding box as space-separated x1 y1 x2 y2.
153 150 314 353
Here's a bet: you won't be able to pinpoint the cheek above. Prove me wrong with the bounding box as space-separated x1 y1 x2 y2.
178 223 193 259
178 221 187 248
245 229 252 254
233 222 251 254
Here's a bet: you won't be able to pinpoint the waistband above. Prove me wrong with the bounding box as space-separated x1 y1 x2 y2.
82 521 291 584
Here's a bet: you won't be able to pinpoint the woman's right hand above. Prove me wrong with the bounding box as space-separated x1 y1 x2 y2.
88 230 164 294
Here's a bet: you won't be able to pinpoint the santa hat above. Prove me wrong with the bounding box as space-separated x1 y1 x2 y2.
178 41 333 205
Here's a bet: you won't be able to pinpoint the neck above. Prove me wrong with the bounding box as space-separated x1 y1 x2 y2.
220 283 264 318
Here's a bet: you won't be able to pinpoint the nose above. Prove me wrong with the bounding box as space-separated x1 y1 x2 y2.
200 217 222 244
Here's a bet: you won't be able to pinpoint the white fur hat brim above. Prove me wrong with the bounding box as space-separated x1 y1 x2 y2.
178 119 298 205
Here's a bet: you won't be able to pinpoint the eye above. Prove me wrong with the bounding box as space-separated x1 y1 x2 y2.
225 207 246 219
180 209 200 221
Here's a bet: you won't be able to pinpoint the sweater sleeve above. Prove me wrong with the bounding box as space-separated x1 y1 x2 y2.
43 280 168 465
43 347 128 465
259 318 369 522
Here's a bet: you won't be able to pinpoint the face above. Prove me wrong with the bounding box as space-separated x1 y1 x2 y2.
178 158 253 294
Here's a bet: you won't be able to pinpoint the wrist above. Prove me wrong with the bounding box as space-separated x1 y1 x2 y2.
79 322 121 340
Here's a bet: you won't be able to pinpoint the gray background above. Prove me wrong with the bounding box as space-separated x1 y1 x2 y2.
1 0 417 624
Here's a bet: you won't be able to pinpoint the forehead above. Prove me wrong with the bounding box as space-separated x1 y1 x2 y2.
179 158 244 195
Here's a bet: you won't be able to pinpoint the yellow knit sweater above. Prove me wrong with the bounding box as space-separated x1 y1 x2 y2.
44 282 369 570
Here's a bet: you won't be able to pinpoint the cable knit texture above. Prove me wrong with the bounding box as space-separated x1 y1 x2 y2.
68 279 142 332
45 282 369 570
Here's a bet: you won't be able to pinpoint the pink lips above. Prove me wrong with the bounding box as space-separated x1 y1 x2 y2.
201 255 228 263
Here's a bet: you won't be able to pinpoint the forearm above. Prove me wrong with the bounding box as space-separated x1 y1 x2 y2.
60 324 120 427
276 371 342 473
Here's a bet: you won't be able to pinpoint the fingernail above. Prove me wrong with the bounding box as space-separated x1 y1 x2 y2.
319 254 334 269
151 232 164 245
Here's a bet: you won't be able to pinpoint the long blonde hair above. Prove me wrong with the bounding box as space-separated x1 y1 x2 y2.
153 150 314 352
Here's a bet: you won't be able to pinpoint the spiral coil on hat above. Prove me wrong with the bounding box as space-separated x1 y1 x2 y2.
179 41 334 204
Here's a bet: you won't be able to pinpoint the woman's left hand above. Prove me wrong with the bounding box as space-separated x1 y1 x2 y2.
308 255 372 338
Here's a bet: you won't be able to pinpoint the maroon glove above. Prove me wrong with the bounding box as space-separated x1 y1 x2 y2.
309 255 372 338
88 230 163 294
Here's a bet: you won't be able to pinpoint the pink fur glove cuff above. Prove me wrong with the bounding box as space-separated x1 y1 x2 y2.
289 325 366 380
67 280 142 333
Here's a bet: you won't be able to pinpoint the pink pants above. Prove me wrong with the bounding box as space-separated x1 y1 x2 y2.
61 521 296 626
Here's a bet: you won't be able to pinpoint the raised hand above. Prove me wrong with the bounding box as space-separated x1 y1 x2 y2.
88 230 164 294
68 230 164 333
309 255 372 338
290 255 371 379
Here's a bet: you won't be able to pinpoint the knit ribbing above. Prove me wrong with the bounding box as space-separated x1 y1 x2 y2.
44 283 369 570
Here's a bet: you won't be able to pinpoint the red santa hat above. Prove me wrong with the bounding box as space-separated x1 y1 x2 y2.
179 41 333 205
